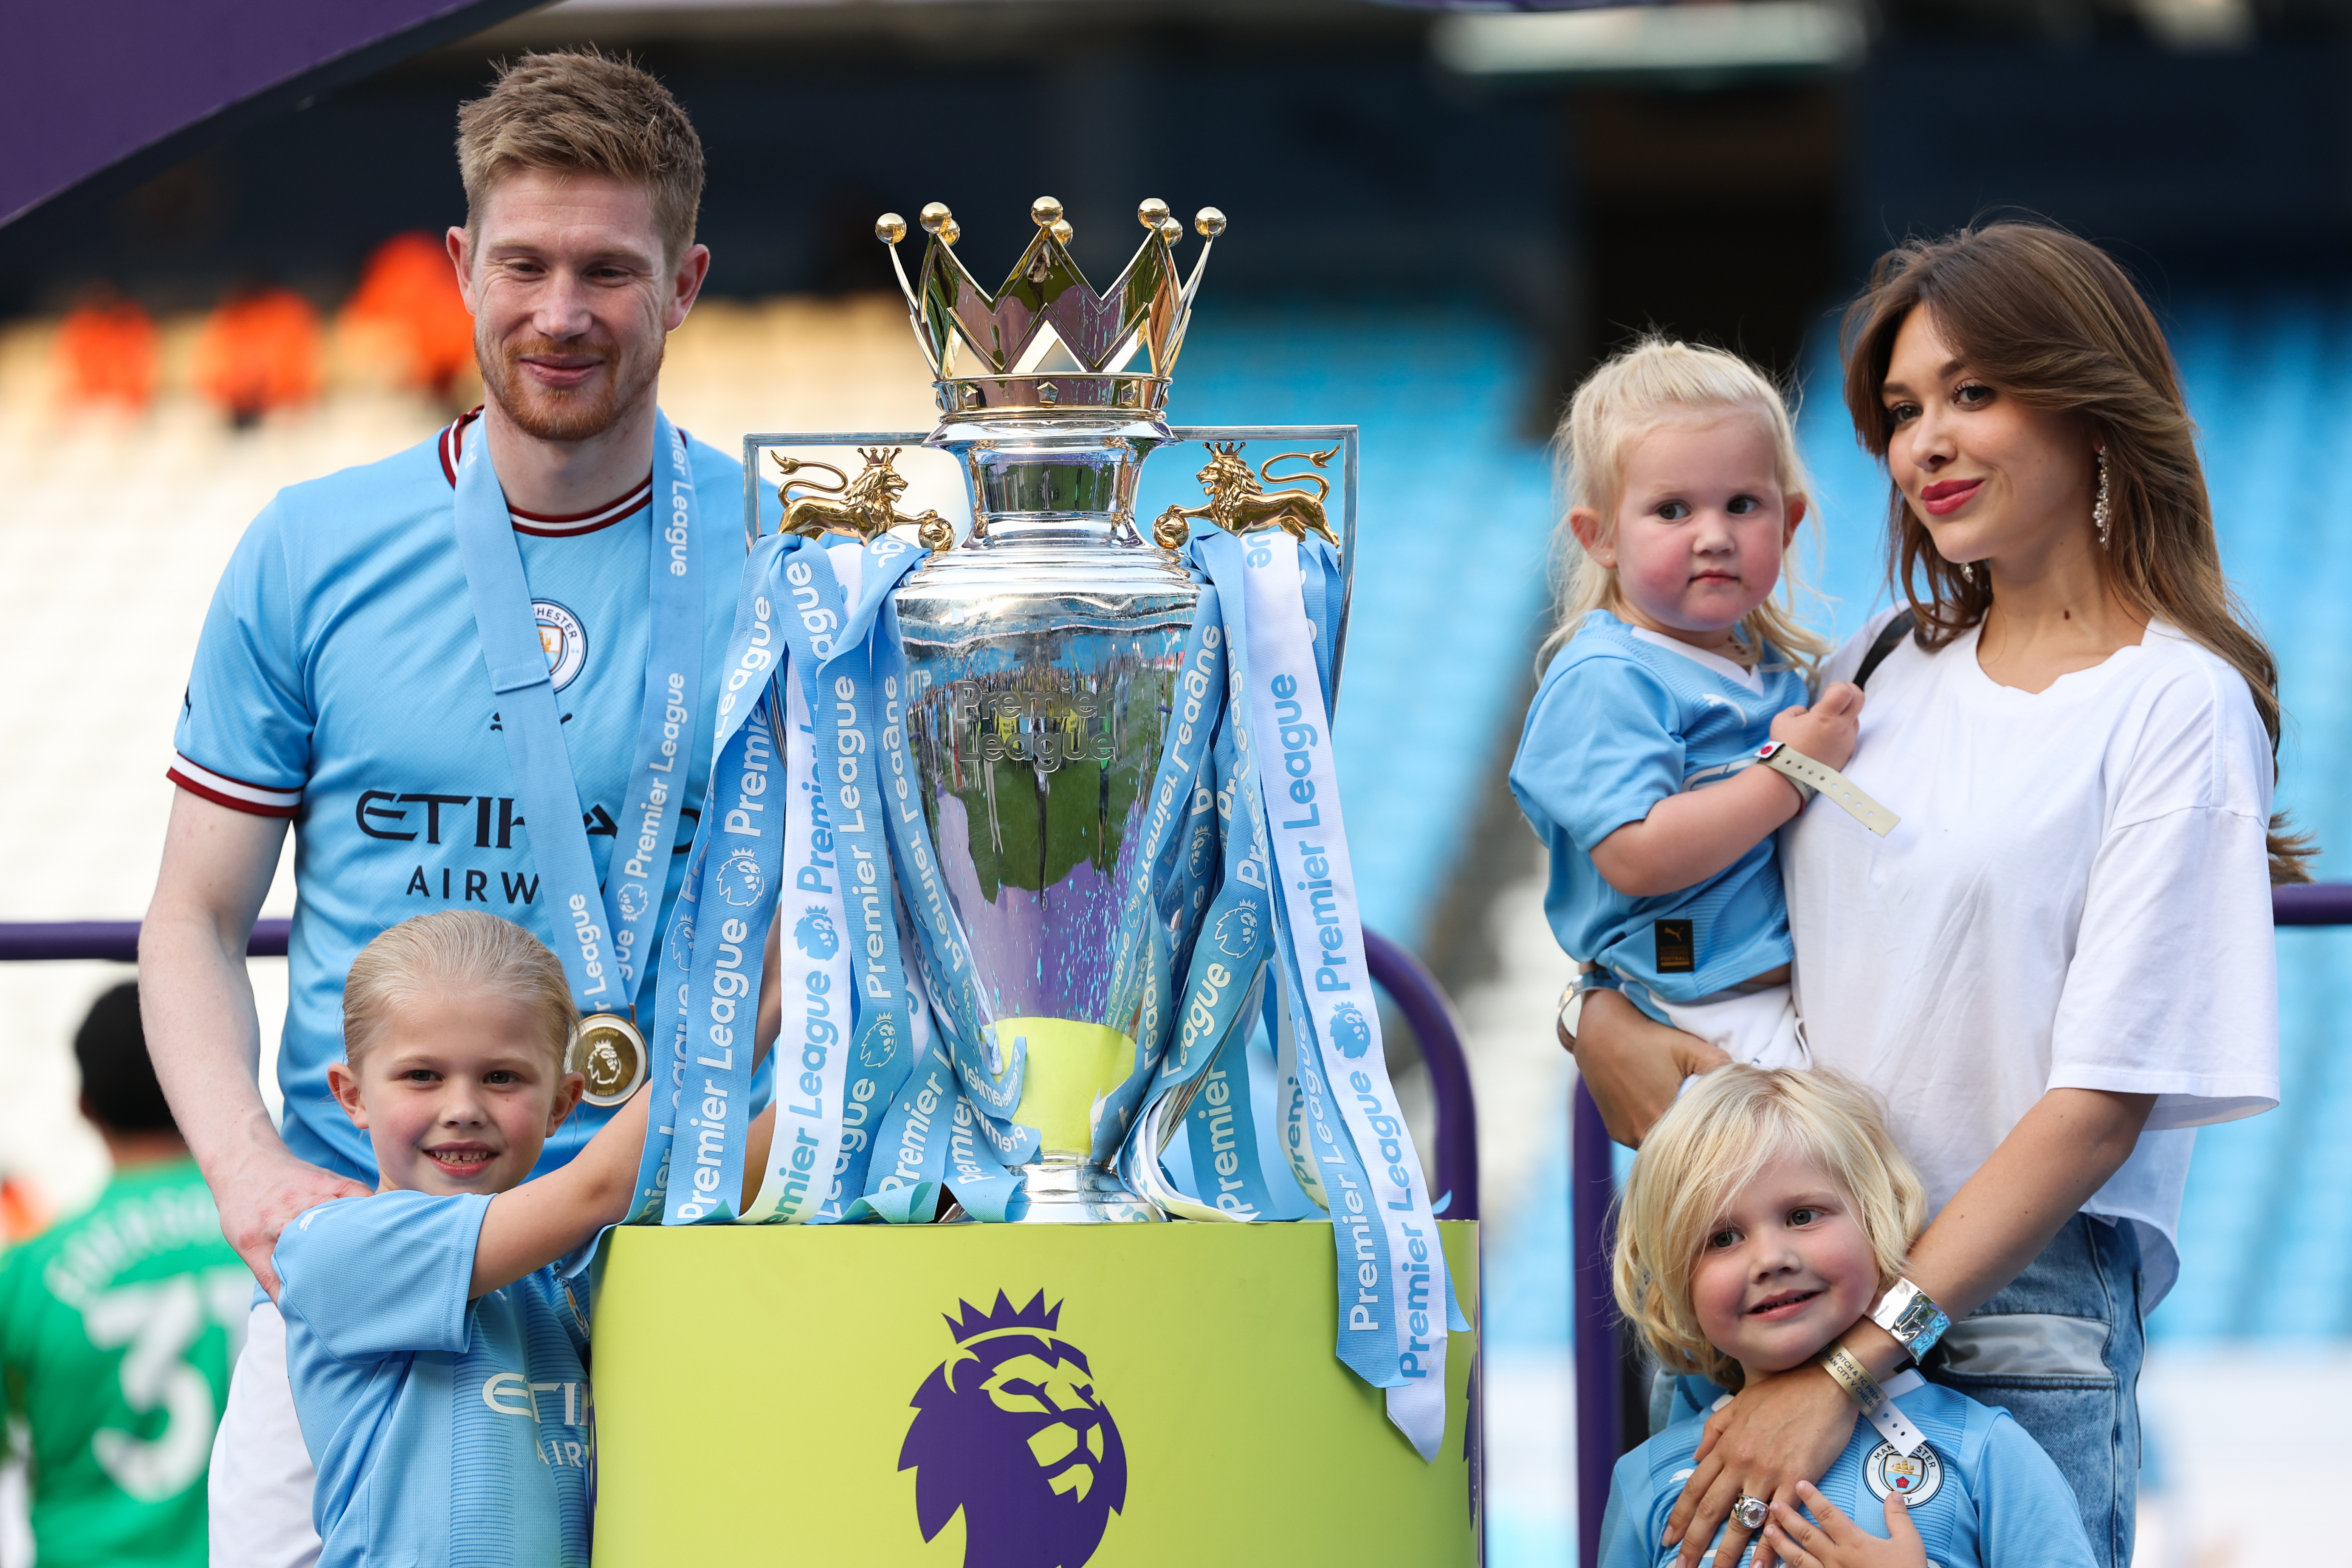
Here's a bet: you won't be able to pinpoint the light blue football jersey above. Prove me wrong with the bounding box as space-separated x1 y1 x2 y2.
275 1191 595 1568
1600 1378 2096 1568
1510 609 1811 1002
172 412 767 1182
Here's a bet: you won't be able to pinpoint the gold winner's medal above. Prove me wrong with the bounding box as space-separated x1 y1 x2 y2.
572 1012 648 1107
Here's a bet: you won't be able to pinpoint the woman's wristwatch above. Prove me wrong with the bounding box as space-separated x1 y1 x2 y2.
1754 741 1901 838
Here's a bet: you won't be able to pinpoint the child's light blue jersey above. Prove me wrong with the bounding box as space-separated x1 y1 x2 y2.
275 1191 594 1568
1510 610 1809 1002
171 413 762 1182
1602 1378 2095 1568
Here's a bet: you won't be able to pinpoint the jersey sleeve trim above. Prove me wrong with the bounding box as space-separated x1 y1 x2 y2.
168 754 301 818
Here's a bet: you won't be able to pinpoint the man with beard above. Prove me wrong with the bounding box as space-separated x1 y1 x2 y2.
138 51 778 1564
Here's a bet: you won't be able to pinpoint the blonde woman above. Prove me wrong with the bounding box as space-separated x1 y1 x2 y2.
1570 223 2288 1568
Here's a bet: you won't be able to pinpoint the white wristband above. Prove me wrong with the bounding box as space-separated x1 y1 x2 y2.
1756 742 1900 838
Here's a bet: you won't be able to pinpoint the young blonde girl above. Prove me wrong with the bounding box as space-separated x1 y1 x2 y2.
1510 338 1867 1080
1604 1067 2094 1568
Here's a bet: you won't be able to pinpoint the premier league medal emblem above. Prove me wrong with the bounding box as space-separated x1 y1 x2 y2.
572 1012 648 1108
1863 1439 1944 1506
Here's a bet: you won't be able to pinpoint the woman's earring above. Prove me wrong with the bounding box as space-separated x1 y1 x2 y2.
1958 562 1974 584
2093 451 2112 549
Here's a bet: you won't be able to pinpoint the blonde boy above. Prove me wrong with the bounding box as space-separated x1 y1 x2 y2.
1604 1068 2093 1568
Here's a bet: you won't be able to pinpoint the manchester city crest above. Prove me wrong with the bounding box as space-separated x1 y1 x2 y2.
533 599 587 692
900 1291 1125 1568
1862 1440 1943 1505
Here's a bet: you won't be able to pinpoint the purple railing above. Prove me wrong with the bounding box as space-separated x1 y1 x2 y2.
1571 880 2352 1568
0 918 288 962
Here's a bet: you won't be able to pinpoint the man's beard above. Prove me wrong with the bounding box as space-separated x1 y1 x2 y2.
479 327 664 445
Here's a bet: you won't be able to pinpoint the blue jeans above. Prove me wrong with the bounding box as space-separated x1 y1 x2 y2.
1923 1214 2145 1568
1658 1215 2144 1568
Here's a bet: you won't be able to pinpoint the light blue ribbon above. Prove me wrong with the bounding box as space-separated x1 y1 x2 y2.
452 412 705 1018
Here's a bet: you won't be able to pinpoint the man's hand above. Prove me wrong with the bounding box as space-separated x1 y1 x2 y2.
1664 1362 1857 1568
1768 682 1863 771
223 1148 372 1299
1563 989 1732 1148
1765 1483 1926 1568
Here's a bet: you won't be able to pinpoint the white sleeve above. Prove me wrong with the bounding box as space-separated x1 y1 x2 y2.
2045 653 2279 1128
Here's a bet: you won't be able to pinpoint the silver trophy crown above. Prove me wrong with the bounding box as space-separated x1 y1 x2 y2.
880 198 1232 1221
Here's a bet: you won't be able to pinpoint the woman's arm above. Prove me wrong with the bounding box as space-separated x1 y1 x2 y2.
1590 684 1861 897
1662 1086 2155 1568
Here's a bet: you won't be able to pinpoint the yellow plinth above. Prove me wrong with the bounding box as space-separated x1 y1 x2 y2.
591 1220 1480 1566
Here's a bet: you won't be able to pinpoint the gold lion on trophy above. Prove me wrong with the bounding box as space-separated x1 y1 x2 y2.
1151 442 1341 550
773 447 953 550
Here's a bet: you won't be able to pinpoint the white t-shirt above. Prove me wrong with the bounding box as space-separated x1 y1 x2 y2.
1785 609 2280 1306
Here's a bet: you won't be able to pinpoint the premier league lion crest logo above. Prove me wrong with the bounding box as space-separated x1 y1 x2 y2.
1329 1001 1372 1060
716 846 765 908
900 1291 1126 1568
615 881 650 923
1212 903 1259 960
793 905 839 960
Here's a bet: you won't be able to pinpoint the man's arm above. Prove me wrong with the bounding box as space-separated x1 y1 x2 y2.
140 790 369 1297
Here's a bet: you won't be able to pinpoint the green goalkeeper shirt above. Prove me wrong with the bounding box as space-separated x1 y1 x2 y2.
0 1159 248 1568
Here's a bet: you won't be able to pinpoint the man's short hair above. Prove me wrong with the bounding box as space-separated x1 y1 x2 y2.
76 981 178 1137
456 49 705 265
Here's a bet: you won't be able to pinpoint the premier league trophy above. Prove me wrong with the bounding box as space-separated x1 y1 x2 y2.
881 196 1230 1223
592 197 1478 1567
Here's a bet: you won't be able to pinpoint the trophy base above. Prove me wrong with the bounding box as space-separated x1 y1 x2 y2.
1007 1160 1166 1224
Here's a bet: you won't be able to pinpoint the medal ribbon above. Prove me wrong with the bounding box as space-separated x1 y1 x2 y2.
453 414 705 1018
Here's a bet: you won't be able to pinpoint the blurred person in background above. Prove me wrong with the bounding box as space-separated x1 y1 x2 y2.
138 48 778 1568
191 282 321 426
338 231 477 405
53 283 158 413
0 981 246 1568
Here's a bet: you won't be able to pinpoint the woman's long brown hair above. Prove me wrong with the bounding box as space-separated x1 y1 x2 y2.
1841 221 2313 883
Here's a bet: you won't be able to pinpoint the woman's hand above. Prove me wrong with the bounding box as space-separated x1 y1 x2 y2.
1563 988 1732 1147
1765 1483 1925 1568
1664 1362 1857 1568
